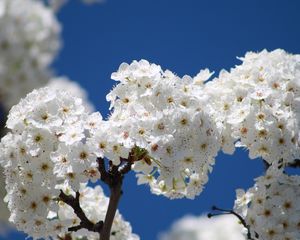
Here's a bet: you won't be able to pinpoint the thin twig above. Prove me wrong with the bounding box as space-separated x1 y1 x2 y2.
208 205 258 240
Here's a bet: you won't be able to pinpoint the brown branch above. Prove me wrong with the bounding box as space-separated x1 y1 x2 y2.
97 153 135 240
119 161 132 175
59 191 103 233
99 156 134 240
208 206 258 240
61 148 138 240
262 160 270 171
97 158 112 186
100 173 123 240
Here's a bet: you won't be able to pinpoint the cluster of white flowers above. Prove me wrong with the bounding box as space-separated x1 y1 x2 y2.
0 0 61 110
56 183 139 240
0 74 93 229
205 49 300 165
159 214 245 240
1 48 300 239
234 168 300 240
47 76 95 112
105 60 221 199
0 86 139 239
0 87 99 239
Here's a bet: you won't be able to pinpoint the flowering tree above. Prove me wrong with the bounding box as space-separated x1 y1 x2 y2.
0 1 300 240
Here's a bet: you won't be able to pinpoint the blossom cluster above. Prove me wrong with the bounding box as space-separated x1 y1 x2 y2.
0 87 94 238
47 76 95 113
234 168 300 240
0 0 97 233
205 49 300 165
106 60 221 199
1 48 300 239
160 214 245 240
0 87 137 239
0 0 61 110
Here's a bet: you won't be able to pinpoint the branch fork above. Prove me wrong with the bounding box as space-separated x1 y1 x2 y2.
59 148 139 240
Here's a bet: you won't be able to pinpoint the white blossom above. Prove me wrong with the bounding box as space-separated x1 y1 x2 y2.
0 0 60 110
234 168 300 240
0 87 94 238
0 86 139 239
47 76 94 112
205 49 300 165
99 60 222 199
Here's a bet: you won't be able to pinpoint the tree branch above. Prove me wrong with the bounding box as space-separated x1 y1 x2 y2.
60 147 140 240
262 160 270 171
98 155 134 240
97 158 112 186
59 190 103 233
100 173 123 240
119 161 132 175
208 205 258 240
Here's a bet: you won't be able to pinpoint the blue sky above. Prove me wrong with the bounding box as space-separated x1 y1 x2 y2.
5 0 300 239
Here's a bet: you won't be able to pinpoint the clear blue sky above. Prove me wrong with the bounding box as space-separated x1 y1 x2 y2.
5 0 300 239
